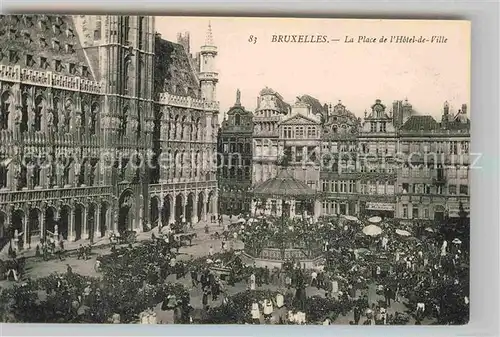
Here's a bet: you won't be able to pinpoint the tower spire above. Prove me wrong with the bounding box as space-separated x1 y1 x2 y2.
205 21 214 46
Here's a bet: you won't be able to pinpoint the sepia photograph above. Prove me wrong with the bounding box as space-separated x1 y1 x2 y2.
0 15 470 325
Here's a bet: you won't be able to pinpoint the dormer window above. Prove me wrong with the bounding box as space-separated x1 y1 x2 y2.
23 15 33 27
65 43 74 53
52 23 60 34
26 54 35 67
69 63 76 74
40 57 49 69
55 16 63 26
39 37 48 48
54 59 62 72
8 28 17 39
66 27 74 38
8 50 18 63
82 66 89 77
22 31 32 44
52 39 60 51
38 20 46 31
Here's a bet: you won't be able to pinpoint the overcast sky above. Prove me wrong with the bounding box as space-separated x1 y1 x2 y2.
155 17 470 119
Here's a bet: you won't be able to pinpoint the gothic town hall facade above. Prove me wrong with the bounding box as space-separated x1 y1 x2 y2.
0 15 219 251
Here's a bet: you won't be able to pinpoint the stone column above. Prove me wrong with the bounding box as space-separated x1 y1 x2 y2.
250 200 256 216
94 205 101 239
68 207 76 242
82 206 88 239
212 193 218 223
139 204 144 232
22 212 29 250
169 198 175 225
38 209 44 247
157 202 163 228
192 196 198 224
181 199 186 223
203 196 208 222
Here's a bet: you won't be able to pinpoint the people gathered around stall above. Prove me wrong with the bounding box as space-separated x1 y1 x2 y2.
0 211 469 325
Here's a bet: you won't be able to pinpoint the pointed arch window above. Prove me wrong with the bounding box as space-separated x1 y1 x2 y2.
94 16 102 40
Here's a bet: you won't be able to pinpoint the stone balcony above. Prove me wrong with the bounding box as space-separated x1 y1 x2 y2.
157 92 219 112
0 65 102 94
198 72 218 82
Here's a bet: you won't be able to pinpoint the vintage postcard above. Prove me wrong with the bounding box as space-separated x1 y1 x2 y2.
0 16 470 325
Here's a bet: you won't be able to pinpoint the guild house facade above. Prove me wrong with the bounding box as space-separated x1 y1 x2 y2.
217 89 254 215
0 15 219 252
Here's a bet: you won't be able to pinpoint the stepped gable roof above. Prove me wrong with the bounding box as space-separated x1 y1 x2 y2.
299 94 326 116
400 115 439 131
253 168 317 199
0 14 94 80
154 37 200 99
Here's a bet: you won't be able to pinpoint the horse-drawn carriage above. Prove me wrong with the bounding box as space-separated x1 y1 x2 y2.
110 230 137 245
173 232 197 246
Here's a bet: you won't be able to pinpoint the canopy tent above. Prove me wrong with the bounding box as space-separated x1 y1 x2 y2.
362 224 382 236
343 215 359 221
367 216 382 224
252 168 317 200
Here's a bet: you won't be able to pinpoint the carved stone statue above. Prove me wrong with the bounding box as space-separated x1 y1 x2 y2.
120 116 127 135
28 106 36 131
46 162 53 187
59 111 66 133
236 89 241 105
56 162 64 186
74 113 82 133
12 162 21 190
46 109 54 131
13 106 22 139
27 163 34 189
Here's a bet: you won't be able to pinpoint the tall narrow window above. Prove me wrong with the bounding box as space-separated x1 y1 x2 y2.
138 16 144 50
94 16 102 40
124 59 131 94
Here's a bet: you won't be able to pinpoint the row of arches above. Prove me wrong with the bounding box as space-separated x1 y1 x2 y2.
163 115 203 142
0 202 110 249
0 188 218 250
161 149 213 181
149 190 216 227
0 90 100 135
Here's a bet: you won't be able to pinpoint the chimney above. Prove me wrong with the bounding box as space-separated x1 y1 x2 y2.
461 103 467 115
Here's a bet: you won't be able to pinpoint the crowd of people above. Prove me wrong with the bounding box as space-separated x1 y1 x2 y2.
228 212 469 325
0 209 469 325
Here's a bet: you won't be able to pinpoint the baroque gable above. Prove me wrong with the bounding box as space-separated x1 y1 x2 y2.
280 114 319 126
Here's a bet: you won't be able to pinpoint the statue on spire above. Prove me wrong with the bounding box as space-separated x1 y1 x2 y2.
235 89 241 106
205 21 214 46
